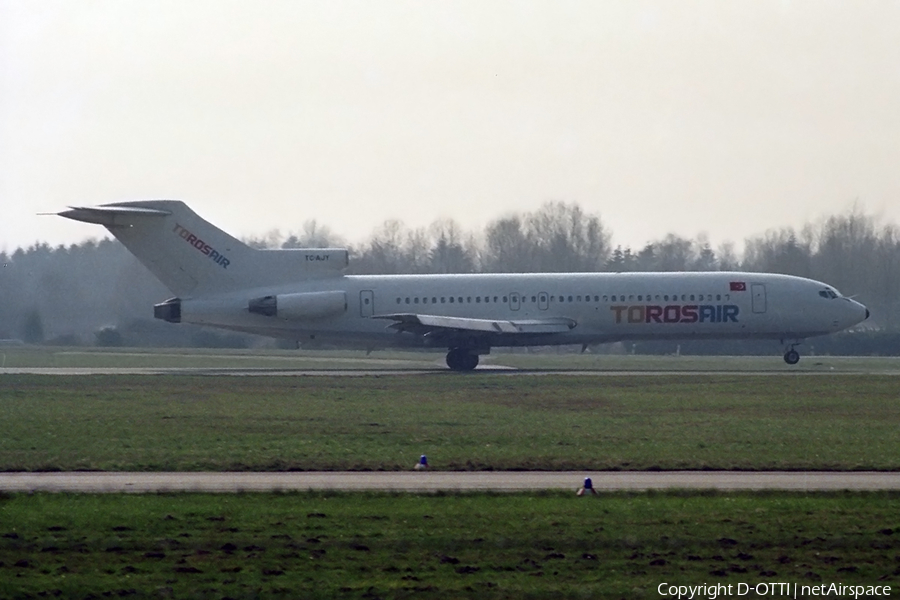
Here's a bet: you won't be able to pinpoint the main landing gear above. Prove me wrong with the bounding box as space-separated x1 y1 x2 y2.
446 348 479 371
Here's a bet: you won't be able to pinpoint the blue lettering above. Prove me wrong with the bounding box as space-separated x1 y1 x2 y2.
723 305 739 322
699 305 716 323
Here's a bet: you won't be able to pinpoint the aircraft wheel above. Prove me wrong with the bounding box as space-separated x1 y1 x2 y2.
446 349 478 371
783 349 800 365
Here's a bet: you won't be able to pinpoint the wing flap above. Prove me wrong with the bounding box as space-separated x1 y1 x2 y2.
373 313 576 335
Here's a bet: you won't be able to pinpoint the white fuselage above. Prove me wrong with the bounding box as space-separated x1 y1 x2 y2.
177 271 868 350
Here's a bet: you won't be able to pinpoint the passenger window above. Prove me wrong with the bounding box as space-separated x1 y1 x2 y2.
493 296 499 303
441 297 446 303
725 294 730 301
568 296 573 302
432 297 437 304
476 297 481 303
602 295 608 301
405 298 410 304
690 295 695 301
396 298 401 304
531 296 536 302
716 294 721 301
503 296 508 303
449 297 455 303
638 295 643 301
414 298 419 304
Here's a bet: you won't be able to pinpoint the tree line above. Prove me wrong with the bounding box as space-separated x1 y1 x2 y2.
1 202 897 352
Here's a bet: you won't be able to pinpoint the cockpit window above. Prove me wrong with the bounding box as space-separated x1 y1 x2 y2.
819 289 838 299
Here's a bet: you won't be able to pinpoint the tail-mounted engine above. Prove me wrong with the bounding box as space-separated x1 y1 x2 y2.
248 291 347 320
154 297 182 323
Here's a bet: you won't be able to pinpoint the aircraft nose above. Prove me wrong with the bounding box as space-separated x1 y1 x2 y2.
853 300 869 324
843 299 869 328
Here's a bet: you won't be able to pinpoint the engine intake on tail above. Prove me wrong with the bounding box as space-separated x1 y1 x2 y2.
153 298 182 323
248 291 347 320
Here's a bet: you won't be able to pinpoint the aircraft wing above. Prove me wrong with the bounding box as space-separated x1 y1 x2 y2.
372 313 577 335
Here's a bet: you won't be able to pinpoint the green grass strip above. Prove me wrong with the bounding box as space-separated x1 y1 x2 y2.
1 491 898 598
2 374 900 471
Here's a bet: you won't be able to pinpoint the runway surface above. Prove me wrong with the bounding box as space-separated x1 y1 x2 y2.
2 471 899 493
2 367 895 376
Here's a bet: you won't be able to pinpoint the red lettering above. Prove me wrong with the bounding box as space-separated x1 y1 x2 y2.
646 305 662 323
663 305 680 323
627 306 645 323
610 306 627 323
681 305 698 323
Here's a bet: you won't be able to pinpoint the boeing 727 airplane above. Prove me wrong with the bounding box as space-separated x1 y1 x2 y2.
59 201 869 370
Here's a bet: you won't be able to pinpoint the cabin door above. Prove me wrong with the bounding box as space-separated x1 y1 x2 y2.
360 290 375 317
538 292 549 310
751 284 767 314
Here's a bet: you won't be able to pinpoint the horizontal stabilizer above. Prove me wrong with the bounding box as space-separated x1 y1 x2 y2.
373 313 576 335
58 205 171 226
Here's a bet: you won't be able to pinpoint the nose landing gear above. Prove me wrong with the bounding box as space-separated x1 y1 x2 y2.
783 349 800 365
782 340 802 365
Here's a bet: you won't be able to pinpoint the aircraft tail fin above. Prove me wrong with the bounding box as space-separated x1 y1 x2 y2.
59 200 347 296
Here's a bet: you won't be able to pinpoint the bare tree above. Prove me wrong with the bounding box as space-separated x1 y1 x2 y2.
282 220 346 249
481 201 611 272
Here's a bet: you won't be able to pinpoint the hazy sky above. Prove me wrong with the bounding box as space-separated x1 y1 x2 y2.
2 1 899 254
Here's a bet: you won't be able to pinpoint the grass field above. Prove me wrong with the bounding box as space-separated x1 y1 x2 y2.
1 491 898 599
1 372 899 471
2 350 899 597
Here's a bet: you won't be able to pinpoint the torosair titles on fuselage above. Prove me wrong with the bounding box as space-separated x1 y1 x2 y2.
58 200 870 370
